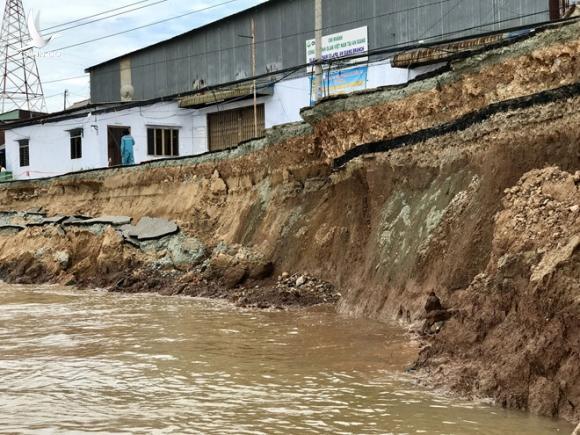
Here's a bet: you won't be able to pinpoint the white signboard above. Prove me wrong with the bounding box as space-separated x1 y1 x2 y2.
306 26 368 71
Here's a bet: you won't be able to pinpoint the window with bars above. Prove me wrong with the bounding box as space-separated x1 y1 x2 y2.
207 104 265 152
69 128 83 160
18 139 29 167
147 127 179 157
0 146 5 169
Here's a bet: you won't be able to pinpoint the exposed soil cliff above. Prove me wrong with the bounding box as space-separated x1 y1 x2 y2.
0 22 579 423
303 22 580 161
415 167 579 422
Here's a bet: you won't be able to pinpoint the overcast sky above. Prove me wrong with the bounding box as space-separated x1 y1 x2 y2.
14 0 266 111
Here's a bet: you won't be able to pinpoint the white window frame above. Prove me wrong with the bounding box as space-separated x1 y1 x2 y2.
68 128 83 160
18 139 30 168
0 144 6 169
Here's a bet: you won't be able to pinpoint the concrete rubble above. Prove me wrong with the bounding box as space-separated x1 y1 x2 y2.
63 216 132 227
0 211 183 254
120 217 179 242
0 224 25 235
27 216 67 227
25 207 45 216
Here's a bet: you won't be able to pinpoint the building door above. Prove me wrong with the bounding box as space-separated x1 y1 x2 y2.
207 104 265 151
107 126 130 166
0 145 5 169
550 0 569 19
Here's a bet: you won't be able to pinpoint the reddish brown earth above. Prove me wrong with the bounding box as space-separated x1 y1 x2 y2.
415 167 580 422
0 22 578 424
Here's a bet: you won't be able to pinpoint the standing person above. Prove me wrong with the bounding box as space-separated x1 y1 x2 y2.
121 129 135 166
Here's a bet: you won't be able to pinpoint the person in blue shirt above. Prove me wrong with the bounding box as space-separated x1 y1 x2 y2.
120 129 135 165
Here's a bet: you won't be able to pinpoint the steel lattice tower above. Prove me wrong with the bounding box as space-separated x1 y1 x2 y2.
0 0 46 113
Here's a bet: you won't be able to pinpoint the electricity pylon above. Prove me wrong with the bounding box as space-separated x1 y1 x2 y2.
0 0 46 113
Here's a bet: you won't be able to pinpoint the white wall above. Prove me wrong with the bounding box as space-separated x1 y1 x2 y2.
5 119 103 179
190 76 311 152
5 101 196 180
93 101 197 163
367 61 445 88
269 76 311 125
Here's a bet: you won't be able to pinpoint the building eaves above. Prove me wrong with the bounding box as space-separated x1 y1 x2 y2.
1 102 130 130
4 76 277 130
391 30 533 68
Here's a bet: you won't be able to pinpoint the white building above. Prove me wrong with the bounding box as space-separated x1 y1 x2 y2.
2 61 439 180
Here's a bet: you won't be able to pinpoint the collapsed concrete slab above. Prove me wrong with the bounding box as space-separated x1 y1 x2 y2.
24 208 46 216
27 216 67 227
122 235 141 248
64 216 131 227
62 216 92 225
120 217 179 241
0 224 25 235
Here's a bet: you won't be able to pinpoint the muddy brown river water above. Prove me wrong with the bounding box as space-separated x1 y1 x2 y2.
0 284 574 434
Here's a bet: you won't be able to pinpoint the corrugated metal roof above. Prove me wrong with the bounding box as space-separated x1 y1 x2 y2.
88 0 551 103
86 0 550 72
85 0 276 72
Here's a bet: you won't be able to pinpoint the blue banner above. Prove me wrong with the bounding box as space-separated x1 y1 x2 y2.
311 66 368 105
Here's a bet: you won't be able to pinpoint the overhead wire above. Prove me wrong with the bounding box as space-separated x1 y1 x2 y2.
40 0 461 91
44 75 89 84
47 0 454 55
43 0 170 37
46 0 254 53
37 1 175 96
41 0 167 32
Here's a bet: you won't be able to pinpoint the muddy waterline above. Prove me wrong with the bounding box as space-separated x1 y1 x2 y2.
0 284 573 434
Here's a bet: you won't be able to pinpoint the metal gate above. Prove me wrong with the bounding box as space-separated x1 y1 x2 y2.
207 104 265 151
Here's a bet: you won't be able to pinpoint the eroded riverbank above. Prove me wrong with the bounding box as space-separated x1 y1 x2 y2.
0 284 574 434
0 21 579 424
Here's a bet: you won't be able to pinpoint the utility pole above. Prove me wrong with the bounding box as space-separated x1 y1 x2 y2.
239 20 259 138
63 89 68 111
251 17 257 138
312 0 323 103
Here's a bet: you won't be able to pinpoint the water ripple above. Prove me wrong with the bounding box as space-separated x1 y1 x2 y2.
0 284 572 435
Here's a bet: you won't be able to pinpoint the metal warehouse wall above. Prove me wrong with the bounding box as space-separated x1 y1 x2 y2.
89 0 549 103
